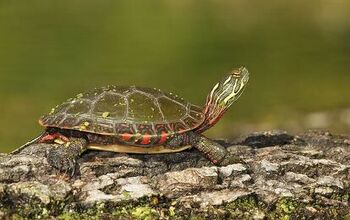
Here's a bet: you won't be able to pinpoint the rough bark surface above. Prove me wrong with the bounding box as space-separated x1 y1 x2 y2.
0 130 350 219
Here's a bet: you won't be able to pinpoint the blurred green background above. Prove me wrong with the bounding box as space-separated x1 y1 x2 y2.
1 0 350 152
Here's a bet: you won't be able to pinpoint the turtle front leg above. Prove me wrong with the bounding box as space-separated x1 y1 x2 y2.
193 134 242 165
166 131 242 166
46 137 88 175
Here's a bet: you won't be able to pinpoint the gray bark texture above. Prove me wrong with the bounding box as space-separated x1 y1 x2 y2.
0 130 350 219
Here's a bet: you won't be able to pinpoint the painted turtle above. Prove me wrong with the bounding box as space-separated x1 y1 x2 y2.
13 67 249 173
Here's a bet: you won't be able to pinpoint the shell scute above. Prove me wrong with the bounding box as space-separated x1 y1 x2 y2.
127 91 163 122
158 96 187 121
66 100 91 115
60 116 79 128
93 93 126 119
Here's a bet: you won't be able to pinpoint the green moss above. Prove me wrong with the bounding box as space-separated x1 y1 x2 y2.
12 202 51 219
131 206 158 220
109 204 160 219
190 215 205 220
268 198 299 219
57 202 112 220
111 207 129 218
57 212 107 220
329 191 350 202
225 195 264 219
344 213 350 220
57 212 90 220
280 215 291 220
3 193 350 219
279 201 296 213
342 193 350 202
169 206 176 217
122 190 131 199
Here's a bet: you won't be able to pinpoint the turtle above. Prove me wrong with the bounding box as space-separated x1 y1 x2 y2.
12 67 249 173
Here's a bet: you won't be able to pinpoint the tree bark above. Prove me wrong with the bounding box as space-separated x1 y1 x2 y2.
0 130 349 219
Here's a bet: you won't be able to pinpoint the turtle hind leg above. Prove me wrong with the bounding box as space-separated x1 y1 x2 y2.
39 132 70 143
46 137 88 176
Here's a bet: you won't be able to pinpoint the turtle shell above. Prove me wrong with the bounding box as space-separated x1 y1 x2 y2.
39 85 205 146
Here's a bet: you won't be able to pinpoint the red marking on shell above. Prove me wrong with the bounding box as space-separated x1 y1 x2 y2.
121 133 132 142
159 131 168 144
141 133 151 145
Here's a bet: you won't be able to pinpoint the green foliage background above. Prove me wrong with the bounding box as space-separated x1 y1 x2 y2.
1 1 349 152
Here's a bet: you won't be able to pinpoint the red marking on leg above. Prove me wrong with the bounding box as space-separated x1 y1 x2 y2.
141 133 151 145
39 134 54 143
121 133 132 142
158 131 168 144
209 109 226 126
39 133 70 143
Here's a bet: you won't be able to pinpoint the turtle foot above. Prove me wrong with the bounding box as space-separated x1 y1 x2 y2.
46 138 88 176
217 154 244 166
47 147 78 176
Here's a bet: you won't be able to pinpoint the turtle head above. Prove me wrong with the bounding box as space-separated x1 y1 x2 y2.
195 67 249 133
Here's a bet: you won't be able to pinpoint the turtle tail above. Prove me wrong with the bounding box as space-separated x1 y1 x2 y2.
10 131 47 155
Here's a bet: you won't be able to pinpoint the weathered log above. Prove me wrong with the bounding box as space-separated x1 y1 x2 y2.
0 130 349 219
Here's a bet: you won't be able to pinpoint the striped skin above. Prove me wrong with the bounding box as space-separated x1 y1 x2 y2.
39 85 205 147
195 67 249 133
